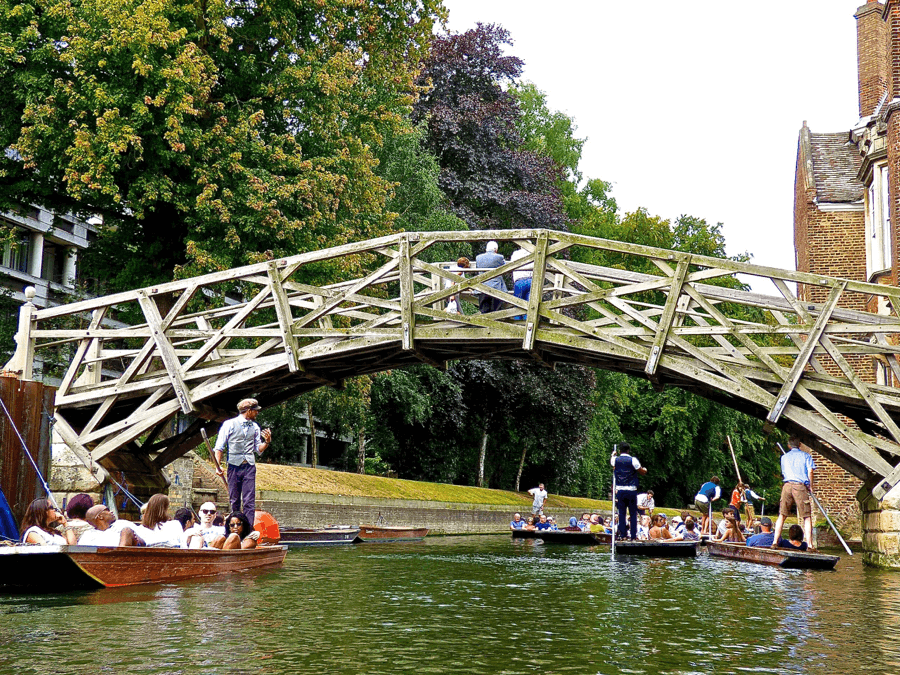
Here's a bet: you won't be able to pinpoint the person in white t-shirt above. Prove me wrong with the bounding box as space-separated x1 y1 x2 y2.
528 483 548 515
636 491 655 517
140 494 185 547
183 502 227 549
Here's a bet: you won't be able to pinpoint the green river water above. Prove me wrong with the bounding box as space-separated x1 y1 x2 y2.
0 535 897 675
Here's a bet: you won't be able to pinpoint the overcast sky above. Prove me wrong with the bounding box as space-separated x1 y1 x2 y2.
443 1 864 290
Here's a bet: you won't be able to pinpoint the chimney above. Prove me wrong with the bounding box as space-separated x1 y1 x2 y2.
856 1 888 117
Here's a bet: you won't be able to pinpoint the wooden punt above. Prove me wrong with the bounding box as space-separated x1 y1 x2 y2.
356 525 428 542
279 527 360 547
706 541 840 570
0 544 288 593
511 529 611 545
613 540 700 558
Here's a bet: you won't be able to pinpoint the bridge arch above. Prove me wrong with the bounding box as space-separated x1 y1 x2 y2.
6 229 900 499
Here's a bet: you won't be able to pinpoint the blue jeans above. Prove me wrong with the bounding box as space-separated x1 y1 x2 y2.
513 278 532 320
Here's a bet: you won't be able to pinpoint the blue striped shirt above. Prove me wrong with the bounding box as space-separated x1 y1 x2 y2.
214 415 262 466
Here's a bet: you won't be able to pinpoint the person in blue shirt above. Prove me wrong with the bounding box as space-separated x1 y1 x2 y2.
510 513 526 530
777 524 809 551
771 436 816 549
746 516 776 547
694 476 722 536
535 515 552 531
611 442 648 540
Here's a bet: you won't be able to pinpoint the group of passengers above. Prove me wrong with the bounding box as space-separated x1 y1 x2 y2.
509 505 810 550
19 495 260 550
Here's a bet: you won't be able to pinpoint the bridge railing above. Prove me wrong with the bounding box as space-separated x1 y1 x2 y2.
6 229 900 496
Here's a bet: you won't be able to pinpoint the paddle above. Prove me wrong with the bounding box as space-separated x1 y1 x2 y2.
775 442 852 556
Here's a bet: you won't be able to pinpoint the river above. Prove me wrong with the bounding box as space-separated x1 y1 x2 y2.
1 535 898 674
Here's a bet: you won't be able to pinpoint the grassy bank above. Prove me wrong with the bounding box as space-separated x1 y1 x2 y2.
255 464 692 519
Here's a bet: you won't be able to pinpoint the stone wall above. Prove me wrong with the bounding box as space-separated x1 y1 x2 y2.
256 490 540 535
859 478 900 568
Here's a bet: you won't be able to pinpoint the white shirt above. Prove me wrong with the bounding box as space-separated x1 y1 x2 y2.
637 493 655 511
79 527 121 546
528 487 548 509
184 524 226 547
22 526 66 546
511 248 533 282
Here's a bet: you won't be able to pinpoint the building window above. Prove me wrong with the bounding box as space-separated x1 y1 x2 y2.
2 229 30 273
865 163 892 278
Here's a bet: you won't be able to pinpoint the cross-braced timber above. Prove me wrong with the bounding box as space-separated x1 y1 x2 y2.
7 229 900 499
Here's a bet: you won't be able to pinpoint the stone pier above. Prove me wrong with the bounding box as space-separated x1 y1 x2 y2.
859 478 900 569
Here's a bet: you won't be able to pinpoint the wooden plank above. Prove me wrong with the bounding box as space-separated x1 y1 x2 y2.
645 259 689 376
268 261 301 372
399 236 414 350
61 307 107 395
766 282 845 424
523 231 549 351
137 291 194 414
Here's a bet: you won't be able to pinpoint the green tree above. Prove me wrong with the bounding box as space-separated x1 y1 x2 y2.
0 0 444 291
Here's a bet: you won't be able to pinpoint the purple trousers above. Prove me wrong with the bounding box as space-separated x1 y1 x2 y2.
227 463 256 522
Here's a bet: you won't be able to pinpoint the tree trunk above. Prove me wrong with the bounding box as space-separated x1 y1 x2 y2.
306 401 318 469
356 428 366 474
515 441 528 492
477 428 488 488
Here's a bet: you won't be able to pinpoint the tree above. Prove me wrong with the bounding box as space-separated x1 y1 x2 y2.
413 24 566 232
0 0 444 291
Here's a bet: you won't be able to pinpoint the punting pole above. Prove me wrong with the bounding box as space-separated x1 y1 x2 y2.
776 442 852 556
201 428 228 487
726 435 742 484
611 444 617 559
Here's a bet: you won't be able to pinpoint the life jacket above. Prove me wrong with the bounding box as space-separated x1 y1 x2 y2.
614 455 639 489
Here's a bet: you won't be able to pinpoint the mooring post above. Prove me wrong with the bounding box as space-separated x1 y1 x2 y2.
3 286 37 380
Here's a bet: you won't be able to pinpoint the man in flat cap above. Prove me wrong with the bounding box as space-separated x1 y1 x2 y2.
213 398 272 521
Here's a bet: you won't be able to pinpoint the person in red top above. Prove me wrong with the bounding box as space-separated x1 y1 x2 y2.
730 483 744 510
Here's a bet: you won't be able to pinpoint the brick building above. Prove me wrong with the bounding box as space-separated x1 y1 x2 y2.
793 0 900 529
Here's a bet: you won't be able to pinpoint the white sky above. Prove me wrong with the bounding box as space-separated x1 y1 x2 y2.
444 1 864 290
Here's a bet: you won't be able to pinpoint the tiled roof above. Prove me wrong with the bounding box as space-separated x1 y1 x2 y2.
808 132 863 203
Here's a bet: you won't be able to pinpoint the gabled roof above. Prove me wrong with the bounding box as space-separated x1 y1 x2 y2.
807 131 864 203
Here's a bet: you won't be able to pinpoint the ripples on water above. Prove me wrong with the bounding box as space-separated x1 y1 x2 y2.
2 536 900 674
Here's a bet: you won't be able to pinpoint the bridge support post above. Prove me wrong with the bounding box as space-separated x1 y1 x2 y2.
858 479 900 569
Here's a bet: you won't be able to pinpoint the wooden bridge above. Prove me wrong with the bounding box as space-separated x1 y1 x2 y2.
6 229 900 499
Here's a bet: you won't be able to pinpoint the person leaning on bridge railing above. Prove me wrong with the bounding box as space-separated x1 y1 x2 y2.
474 241 507 314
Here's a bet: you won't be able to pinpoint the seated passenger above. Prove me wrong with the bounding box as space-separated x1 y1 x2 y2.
648 514 673 540
535 515 552 531
222 511 260 550
578 513 592 532
746 516 776 547
79 505 145 546
64 493 95 544
183 502 226 549
141 494 185 547
547 516 559 531
637 515 651 540
777 524 809 551
682 518 700 541
510 513 526 530
20 499 68 545
712 507 746 543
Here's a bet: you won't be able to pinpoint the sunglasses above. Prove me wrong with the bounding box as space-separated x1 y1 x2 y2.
200 509 216 515
228 521 243 529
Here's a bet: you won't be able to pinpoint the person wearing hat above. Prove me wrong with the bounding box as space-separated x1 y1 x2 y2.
746 516 776 548
213 398 272 521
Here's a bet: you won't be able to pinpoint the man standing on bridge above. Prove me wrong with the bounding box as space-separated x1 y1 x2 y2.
214 398 272 522
474 241 507 314
612 442 647 540
771 436 815 549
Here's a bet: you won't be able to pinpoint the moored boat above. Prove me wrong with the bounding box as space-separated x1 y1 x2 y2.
356 525 428 542
613 540 700 558
279 527 360 547
0 544 288 593
706 541 839 570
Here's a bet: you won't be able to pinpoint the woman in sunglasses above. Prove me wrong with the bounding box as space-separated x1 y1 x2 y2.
222 511 260 550
20 498 68 545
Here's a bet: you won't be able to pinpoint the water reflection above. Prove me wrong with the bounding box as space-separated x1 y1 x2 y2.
2 537 900 674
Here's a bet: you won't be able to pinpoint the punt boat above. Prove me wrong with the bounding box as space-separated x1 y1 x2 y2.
511 528 611 545
613 540 701 558
356 525 428 542
0 544 288 593
279 526 360 547
706 541 840 570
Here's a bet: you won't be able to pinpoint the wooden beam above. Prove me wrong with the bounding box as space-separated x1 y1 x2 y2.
645 259 689 376
137 291 194 414
268 261 301 372
523 231 549 351
399 236 414 350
